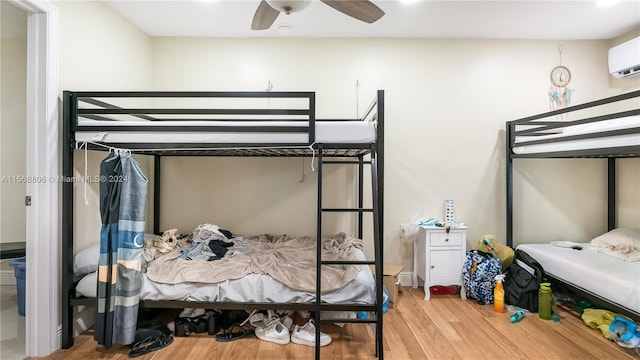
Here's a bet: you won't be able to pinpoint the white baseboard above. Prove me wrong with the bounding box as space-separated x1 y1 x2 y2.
0 270 16 286
398 271 413 287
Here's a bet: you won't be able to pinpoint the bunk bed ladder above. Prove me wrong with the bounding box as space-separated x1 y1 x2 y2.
315 144 383 360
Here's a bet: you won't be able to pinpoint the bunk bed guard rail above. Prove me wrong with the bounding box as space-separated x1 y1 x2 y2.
66 91 318 153
505 90 640 247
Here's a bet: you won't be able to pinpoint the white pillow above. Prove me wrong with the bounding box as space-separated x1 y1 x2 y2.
591 228 640 253
73 233 158 277
73 243 100 277
76 271 97 298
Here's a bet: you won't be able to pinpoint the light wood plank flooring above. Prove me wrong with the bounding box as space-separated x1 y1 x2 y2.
37 287 637 359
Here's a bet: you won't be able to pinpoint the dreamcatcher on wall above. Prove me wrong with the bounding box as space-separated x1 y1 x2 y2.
548 45 573 112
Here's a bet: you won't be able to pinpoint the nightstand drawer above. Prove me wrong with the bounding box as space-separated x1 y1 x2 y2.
429 231 463 247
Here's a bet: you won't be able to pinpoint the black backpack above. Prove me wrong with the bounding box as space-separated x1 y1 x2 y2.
504 249 545 312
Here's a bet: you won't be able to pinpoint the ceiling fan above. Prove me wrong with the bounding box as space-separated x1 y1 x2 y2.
251 0 385 30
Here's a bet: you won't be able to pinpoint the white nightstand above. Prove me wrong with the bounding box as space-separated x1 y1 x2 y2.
413 226 467 300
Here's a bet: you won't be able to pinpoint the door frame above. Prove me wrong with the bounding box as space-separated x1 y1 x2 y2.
9 0 59 356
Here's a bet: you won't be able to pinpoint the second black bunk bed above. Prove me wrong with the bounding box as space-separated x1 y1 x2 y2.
61 90 385 359
506 89 640 321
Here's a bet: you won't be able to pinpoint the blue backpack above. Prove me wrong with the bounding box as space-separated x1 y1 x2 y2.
462 250 502 305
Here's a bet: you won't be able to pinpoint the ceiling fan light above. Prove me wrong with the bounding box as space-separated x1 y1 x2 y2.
277 23 293 34
266 0 312 14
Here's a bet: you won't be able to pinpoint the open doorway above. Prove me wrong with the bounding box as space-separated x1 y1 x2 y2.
1 0 59 358
0 2 28 359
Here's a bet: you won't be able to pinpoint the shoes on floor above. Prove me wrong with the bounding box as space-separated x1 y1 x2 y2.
250 310 294 331
129 334 173 358
291 320 332 347
129 322 174 358
179 307 206 318
215 324 255 342
255 317 291 345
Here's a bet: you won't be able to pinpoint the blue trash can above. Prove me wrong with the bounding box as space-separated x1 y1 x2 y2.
9 257 26 316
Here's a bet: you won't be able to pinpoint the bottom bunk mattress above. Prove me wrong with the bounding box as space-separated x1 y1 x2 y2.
143 260 373 304
516 243 640 314
75 233 375 305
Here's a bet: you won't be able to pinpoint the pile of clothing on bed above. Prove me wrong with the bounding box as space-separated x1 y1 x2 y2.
143 224 364 293
74 224 366 298
142 224 236 264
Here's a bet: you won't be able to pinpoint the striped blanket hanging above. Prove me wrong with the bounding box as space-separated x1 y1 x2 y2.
95 152 148 347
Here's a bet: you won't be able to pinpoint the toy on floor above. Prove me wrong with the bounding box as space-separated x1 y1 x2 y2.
506 305 531 323
609 316 640 349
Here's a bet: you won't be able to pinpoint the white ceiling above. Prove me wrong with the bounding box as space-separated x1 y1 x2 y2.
102 0 640 40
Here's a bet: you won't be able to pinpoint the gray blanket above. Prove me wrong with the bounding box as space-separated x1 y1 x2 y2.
146 233 364 293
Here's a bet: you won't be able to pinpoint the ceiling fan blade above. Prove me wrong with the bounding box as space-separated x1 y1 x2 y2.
321 0 385 23
251 0 280 30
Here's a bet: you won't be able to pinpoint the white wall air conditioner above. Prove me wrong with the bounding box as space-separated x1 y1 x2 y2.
608 36 640 79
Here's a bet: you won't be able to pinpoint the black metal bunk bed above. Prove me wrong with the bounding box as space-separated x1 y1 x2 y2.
506 89 640 320
61 90 385 359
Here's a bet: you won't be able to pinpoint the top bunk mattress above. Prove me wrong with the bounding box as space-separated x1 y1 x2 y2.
516 243 640 313
512 115 640 155
75 120 377 145
66 91 384 152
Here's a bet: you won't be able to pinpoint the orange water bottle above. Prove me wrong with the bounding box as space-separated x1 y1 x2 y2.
494 274 505 313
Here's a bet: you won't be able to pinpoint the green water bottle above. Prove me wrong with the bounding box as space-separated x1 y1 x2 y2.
538 282 552 320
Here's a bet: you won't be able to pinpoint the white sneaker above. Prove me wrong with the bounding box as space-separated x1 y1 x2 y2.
291 320 332 347
255 318 290 345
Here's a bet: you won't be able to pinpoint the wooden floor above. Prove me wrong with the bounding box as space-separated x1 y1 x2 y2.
37 287 637 359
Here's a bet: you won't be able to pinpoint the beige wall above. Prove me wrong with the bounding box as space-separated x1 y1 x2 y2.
55 0 154 252
151 37 640 268
0 1 28 246
54 1 639 271
608 30 640 234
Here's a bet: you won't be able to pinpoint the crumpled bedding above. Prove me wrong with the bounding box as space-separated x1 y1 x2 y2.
146 232 364 293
